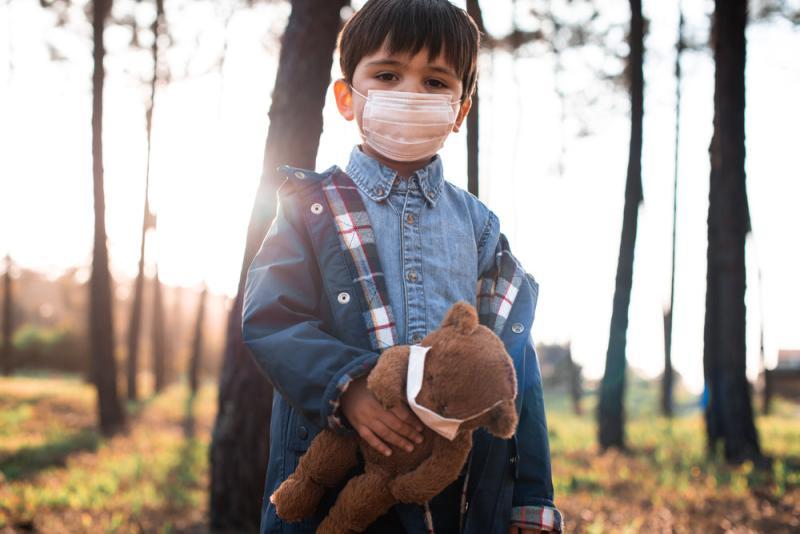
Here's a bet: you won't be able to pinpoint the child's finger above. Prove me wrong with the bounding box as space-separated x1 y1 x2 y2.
372 419 415 452
357 425 392 456
385 409 424 443
390 403 425 433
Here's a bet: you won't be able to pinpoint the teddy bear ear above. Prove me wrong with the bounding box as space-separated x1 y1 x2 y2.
441 301 479 335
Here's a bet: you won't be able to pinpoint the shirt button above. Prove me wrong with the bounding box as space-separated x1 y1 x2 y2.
337 292 350 304
294 171 306 179
297 425 309 440
374 186 384 196
310 202 323 214
406 269 418 282
412 333 423 343
511 323 524 334
406 213 415 225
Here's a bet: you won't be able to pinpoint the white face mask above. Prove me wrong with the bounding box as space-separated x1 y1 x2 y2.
350 86 460 162
406 344 506 441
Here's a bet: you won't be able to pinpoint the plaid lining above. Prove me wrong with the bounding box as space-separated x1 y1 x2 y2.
510 505 564 532
321 170 399 430
322 170 399 351
476 233 525 336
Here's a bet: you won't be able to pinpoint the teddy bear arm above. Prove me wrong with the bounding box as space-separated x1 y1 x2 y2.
389 432 472 503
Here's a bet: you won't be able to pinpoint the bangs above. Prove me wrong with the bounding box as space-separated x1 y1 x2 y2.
339 0 480 99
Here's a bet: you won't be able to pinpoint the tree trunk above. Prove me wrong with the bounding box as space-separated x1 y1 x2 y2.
208 0 348 529
90 0 125 436
662 309 674 415
663 6 685 419
188 285 207 395
465 0 484 197
597 0 644 451
126 0 163 401
567 345 582 416
703 0 763 464
151 268 166 393
2 255 13 376
169 284 183 385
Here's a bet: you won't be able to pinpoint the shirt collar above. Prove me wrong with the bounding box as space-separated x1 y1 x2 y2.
345 145 444 206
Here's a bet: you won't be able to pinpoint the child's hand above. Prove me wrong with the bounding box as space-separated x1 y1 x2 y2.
341 376 425 456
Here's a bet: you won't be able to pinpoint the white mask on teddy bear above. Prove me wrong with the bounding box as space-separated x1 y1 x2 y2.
406 344 506 441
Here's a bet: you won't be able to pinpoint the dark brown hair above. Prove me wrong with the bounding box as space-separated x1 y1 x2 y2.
338 0 480 102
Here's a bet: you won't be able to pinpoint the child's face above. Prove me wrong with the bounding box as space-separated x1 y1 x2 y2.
334 42 472 139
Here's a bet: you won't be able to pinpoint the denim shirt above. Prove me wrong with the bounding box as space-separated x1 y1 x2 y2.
242 146 563 533
345 145 499 345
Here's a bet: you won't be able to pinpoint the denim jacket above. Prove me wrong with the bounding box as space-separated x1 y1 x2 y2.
242 153 564 533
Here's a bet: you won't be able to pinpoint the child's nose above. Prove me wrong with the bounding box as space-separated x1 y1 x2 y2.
396 79 427 93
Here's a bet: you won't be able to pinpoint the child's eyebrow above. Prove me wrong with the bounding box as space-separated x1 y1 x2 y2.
365 59 458 80
427 65 459 79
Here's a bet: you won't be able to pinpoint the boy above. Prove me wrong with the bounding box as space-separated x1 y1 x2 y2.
242 1 563 532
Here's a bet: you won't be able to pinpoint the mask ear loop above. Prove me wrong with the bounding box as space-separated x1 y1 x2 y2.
348 83 368 100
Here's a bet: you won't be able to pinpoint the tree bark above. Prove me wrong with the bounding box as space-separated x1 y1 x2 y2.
465 0 484 198
567 345 582 416
703 0 763 464
126 0 163 401
663 6 685 419
597 0 644 451
2 255 13 376
90 0 125 436
208 0 348 529
189 284 206 395
151 268 166 393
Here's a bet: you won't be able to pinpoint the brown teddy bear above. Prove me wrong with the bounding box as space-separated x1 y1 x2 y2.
271 301 519 533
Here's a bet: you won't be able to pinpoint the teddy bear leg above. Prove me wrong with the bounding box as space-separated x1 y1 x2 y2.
271 430 359 522
317 469 395 534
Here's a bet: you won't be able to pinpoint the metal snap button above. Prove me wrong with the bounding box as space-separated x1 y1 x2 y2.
294 171 306 179
374 186 384 196
411 333 423 343
511 323 524 334
406 269 418 282
406 213 414 225
337 292 350 304
297 425 308 440
310 202 323 214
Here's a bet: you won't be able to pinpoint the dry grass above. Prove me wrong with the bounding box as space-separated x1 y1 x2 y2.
1 373 798 533
0 373 215 533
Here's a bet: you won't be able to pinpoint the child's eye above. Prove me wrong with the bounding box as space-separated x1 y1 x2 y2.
376 72 398 82
427 79 448 89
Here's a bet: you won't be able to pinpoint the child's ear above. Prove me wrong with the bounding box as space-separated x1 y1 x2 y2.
452 96 472 133
333 78 355 121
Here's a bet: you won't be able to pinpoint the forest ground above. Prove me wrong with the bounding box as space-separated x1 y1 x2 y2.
0 372 798 533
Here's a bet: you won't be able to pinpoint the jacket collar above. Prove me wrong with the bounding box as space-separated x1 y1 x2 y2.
345 145 444 206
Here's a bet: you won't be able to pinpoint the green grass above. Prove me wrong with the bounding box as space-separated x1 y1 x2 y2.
0 373 797 532
0 375 215 532
545 384 800 532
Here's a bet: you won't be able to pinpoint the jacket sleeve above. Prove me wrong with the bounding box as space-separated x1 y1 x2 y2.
510 331 564 532
241 190 379 432
477 222 564 532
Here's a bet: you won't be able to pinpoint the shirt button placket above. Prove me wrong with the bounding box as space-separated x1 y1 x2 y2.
403 178 427 345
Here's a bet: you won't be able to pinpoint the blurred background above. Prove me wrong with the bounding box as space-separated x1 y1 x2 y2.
1 0 798 532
